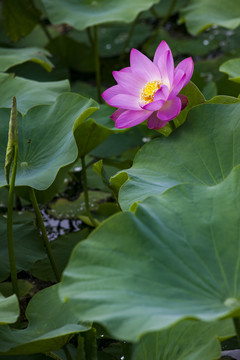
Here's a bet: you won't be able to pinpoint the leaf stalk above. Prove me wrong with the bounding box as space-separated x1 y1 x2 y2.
30 188 61 282
81 156 97 227
93 25 102 103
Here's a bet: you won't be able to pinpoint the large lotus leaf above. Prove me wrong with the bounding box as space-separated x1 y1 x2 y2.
0 284 89 354
0 212 46 281
0 93 98 190
0 73 70 114
0 294 19 325
132 319 234 360
41 0 160 31
0 47 53 72
181 0 240 35
219 58 240 84
111 101 240 210
60 166 240 341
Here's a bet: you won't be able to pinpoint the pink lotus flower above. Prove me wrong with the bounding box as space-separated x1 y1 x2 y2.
102 41 194 129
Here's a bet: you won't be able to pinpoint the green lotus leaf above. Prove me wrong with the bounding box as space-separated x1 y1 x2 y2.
181 0 240 35
41 0 160 31
132 319 234 360
111 102 240 210
0 73 70 114
0 93 99 190
0 47 53 72
60 166 240 341
0 284 89 354
2 0 40 42
0 212 46 281
206 95 240 104
219 58 240 84
0 293 19 325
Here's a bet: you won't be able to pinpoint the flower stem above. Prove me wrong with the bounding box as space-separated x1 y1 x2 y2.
233 317 240 346
29 188 61 282
93 25 102 103
81 156 97 227
150 6 160 19
45 352 64 360
39 20 53 42
120 14 139 63
7 143 19 298
159 0 177 27
143 0 177 51
63 345 72 360
86 27 94 47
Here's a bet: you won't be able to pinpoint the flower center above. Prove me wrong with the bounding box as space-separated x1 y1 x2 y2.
140 80 161 104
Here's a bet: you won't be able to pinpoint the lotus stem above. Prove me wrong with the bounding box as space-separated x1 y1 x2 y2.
7 142 19 298
120 14 139 63
29 188 61 282
63 345 73 360
150 6 160 19
143 0 177 51
93 25 102 103
39 20 53 42
159 0 177 27
233 317 240 346
81 156 97 227
45 352 64 360
86 27 94 47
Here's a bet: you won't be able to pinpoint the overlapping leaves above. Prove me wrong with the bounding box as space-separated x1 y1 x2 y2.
132 319 234 360
60 166 240 341
0 284 89 354
0 73 70 114
112 102 240 210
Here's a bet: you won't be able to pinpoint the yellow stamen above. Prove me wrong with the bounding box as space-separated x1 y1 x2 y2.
140 80 161 104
